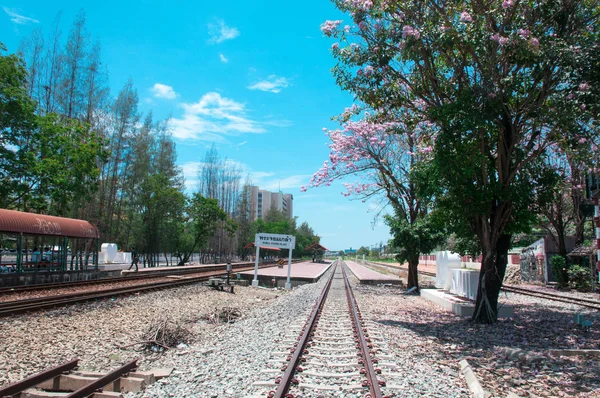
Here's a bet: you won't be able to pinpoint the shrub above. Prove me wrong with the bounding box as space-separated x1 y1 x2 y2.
550 255 568 288
568 264 592 291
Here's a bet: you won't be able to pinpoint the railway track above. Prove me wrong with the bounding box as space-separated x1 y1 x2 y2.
254 261 402 397
0 264 265 318
501 285 600 310
0 358 156 397
0 261 281 296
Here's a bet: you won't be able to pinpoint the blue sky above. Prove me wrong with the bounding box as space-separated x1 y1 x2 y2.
1 0 391 251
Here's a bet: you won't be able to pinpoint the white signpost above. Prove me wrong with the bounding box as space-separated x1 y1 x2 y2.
252 233 296 289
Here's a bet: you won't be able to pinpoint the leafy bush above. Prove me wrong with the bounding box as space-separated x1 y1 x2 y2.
568 264 592 291
550 255 568 288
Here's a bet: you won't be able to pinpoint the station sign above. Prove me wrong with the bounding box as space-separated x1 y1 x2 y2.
255 233 296 250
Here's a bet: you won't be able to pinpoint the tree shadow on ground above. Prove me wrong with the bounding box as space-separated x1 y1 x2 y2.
373 301 600 395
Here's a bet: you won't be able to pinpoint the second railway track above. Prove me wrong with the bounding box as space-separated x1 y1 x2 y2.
0 262 285 318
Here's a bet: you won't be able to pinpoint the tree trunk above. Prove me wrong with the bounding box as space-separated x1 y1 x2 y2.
472 234 511 323
407 257 420 292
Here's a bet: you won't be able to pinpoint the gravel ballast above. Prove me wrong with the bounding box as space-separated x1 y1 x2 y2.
2 262 598 397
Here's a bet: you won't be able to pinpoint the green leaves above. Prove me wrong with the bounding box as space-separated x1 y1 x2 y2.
0 44 106 213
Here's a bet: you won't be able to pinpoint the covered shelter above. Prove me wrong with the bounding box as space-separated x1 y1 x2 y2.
306 242 328 263
0 209 100 272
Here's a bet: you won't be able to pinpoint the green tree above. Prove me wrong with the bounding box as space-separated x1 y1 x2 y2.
177 194 230 265
0 42 38 208
356 246 370 257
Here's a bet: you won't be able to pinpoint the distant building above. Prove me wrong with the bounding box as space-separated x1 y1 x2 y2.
344 247 357 254
249 186 293 221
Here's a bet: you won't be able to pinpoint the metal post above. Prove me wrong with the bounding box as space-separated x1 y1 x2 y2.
252 245 260 287
62 236 68 271
95 239 99 271
226 262 232 285
16 233 23 273
285 248 293 289
595 198 600 292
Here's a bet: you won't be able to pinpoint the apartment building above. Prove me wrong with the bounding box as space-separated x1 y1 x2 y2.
249 186 293 221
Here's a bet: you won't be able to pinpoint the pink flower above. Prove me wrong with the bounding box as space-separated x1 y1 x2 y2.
581 104 587 111
363 66 374 76
440 25 449 32
344 25 351 33
300 186 307 192
490 33 500 42
359 21 367 30
499 37 509 45
502 0 514 9
320 20 342 36
578 137 588 144
331 43 339 50
460 12 473 23
567 93 575 100
402 25 421 39
529 37 539 47
579 83 590 91
517 29 530 38
422 146 433 153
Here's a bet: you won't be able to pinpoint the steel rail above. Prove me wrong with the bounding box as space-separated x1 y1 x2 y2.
501 286 600 310
0 359 79 397
270 261 337 398
65 359 137 398
0 260 290 295
0 267 258 318
341 262 384 398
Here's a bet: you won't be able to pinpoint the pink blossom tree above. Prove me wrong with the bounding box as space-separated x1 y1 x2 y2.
321 0 599 322
306 107 443 291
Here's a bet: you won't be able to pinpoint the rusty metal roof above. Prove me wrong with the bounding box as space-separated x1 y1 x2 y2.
306 242 328 251
0 209 99 239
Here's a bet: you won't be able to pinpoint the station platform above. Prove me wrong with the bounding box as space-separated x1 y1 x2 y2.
238 260 334 288
344 261 403 285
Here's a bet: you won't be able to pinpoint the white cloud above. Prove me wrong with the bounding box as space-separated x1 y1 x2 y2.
208 19 240 44
178 158 309 193
237 141 247 147
262 175 312 191
151 83 177 99
168 92 265 141
247 75 290 94
3 7 39 24
219 53 229 63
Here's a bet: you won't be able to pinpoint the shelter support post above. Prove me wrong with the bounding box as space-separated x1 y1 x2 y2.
16 233 23 272
62 236 68 271
95 239 99 271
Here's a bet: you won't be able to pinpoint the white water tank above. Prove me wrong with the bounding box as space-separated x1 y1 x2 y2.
435 250 461 290
100 243 118 263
